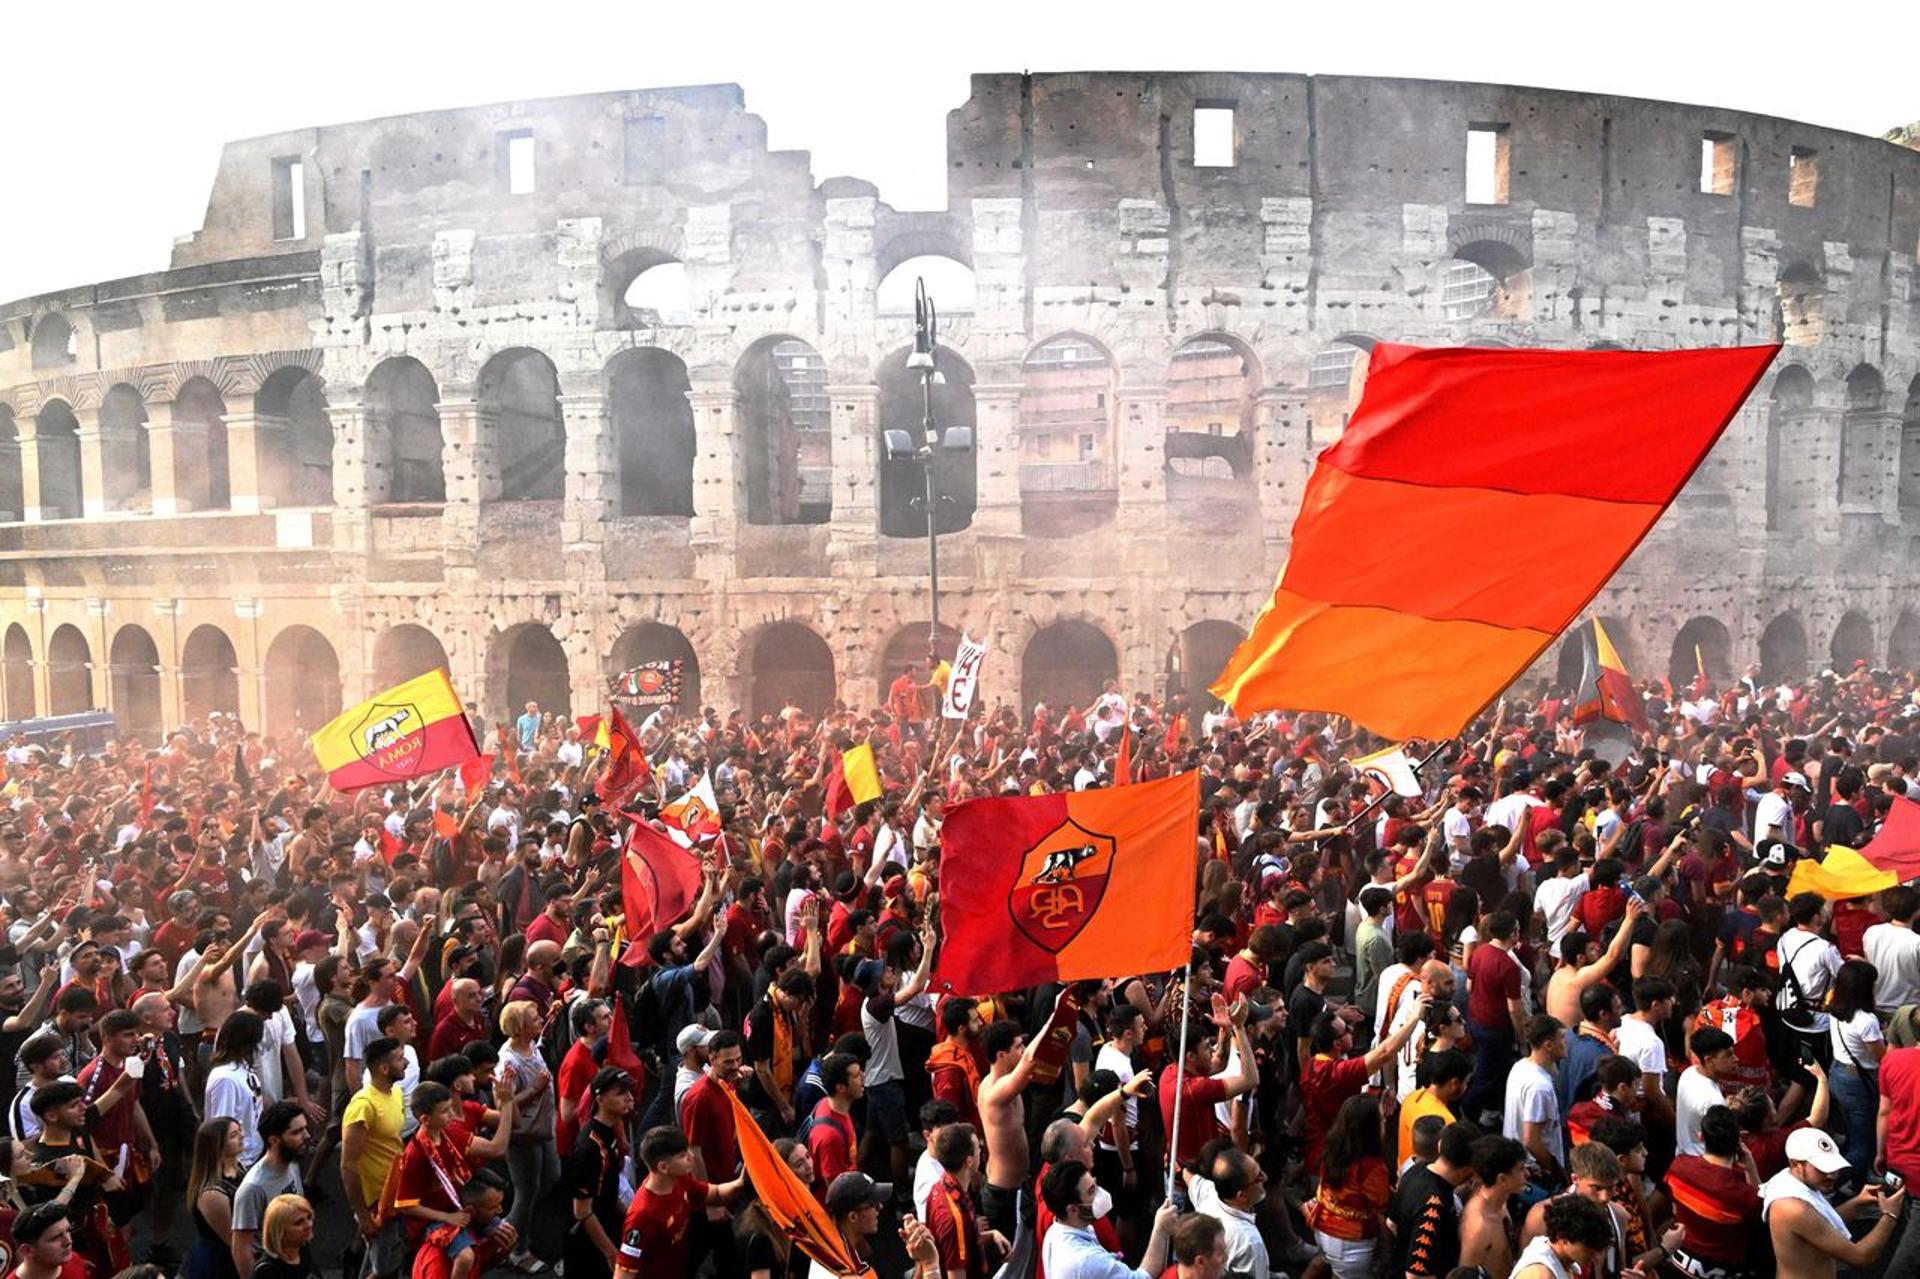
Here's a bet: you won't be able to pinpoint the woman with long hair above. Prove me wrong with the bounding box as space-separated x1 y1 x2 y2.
1307 1093 1392 1279
736 1138 814 1279
1827 958 1887 1169
182 1117 244 1279
493 934 527 1010
498 999 557 1273
251 1194 320 1279
205 1010 266 1165
1645 917 1704 1054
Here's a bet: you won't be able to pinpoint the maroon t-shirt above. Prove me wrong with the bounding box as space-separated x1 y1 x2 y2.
1156 1063 1231 1167
617 1176 709 1279
679 1075 738 1178
1465 943 1522 1028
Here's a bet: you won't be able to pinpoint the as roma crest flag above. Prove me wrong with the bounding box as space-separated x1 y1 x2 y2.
932 770 1199 995
1211 343 1779 741
311 670 480 794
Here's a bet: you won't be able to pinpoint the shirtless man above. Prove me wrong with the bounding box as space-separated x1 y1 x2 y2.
177 913 266 1085
1762 1128 1905 1279
1545 897 1642 1027
976 1016 1045 1242
1460 1135 1528 1279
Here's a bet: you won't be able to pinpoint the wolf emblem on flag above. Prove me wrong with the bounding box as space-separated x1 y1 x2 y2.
354 701 425 776
1009 819 1115 952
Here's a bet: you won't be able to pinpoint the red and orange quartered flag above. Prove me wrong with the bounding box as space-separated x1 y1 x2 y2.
728 1089 872 1278
1211 343 1779 741
310 670 480 794
932 770 1199 995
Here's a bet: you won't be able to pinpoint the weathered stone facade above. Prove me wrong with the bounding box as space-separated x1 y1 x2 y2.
3 74 1920 738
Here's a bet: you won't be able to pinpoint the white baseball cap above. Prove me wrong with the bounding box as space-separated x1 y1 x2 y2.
1782 771 1811 791
1784 1127 1851 1174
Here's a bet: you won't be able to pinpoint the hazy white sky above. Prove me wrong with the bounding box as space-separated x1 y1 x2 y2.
4 0 1915 304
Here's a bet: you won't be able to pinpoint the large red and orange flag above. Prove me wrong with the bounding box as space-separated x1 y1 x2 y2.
729 1090 872 1277
1211 343 1779 741
932 771 1199 995
311 670 480 794
619 822 703 967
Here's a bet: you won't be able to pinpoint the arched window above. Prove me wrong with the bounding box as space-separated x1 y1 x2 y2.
1668 617 1732 687
1890 608 1920 671
371 624 450 691
746 622 836 718
263 626 341 735
736 337 831 525
1758 613 1809 683
1839 365 1885 508
368 357 445 505
2 624 32 720
877 346 976 538
1306 337 1376 446
1766 366 1813 532
606 349 696 517
877 256 975 315
181 625 240 721
109 625 163 740
1019 336 1117 537
30 314 75 370
1441 242 1531 322
607 251 693 329
1165 335 1257 483
1832 611 1874 670
608 623 701 711
489 623 571 721
33 401 83 521
47 624 92 716
1166 621 1245 704
875 623 961 703
0 407 22 523
478 349 565 502
255 368 333 507
1023 620 1119 714
1776 262 1824 347
99 385 151 513
171 378 231 512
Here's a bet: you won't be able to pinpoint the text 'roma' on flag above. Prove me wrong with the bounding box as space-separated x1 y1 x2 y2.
932 770 1200 996
1210 342 1780 742
311 669 480 794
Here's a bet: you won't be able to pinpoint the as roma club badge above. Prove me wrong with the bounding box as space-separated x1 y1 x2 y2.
1008 818 1115 952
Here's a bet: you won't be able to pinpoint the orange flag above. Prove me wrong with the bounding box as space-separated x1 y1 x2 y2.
1113 723 1132 786
932 771 1200 995
432 809 459 839
1211 342 1778 741
728 1090 872 1277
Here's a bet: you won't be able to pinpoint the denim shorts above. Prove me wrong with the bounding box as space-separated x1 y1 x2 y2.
865 1078 909 1144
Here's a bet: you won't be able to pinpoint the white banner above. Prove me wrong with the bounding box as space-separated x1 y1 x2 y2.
942 633 987 721
1351 745 1425 798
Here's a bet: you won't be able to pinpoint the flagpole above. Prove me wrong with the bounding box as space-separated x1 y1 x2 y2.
1165 958 1194 1200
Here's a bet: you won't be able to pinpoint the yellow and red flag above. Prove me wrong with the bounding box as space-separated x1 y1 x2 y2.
729 1090 872 1278
1210 343 1779 741
825 742 883 819
932 771 1199 995
1787 846 1899 902
311 670 479 794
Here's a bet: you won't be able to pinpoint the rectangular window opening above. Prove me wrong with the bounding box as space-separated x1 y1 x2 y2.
1466 124 1510 205
270 156 305 241
1789 146 1819 208
1194 105 1235 168
503 131 536 195
1701 132 1737 196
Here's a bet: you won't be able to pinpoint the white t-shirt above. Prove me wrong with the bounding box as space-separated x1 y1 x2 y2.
1778 928 1843 1032
292 961 324 1043
205 1061 263 1165
344 1000 388 1063
1443 807 1474 869
1389 980 1430 1102
1486 793 1541 836
912 1148 941 1220
1829 1008 1883 1072
253 1006 299 1104
1502 1057 1563 1170
1095 1043 1138 1147
1534 873 1590 950
1674 1066 1725 1156
1614 1016 1669 1080
1863 923 1920 1011
1374 963 1413 1040
1752 792 1795 845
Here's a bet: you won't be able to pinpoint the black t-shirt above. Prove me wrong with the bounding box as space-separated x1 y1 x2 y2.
1390 1163 1463 1278
251 1256 322 1279
1822 803 1865 848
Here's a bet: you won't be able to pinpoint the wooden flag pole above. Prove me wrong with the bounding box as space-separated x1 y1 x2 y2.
1165 959 1195 1199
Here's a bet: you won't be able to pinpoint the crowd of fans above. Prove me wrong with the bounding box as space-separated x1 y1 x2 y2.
0 653 1917 1279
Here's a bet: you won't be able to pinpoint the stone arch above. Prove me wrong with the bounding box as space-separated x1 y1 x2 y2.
606 348 696 517
1165 620 1245 704
605 247 692 329
1831 610 1874 671
47 624 92 716
33 400 83 521
171 377 231 512
29 313 75 370
1668 617 1731 686
1890 608 1920 671
2 624 33 720
368 357 445 504
1838 364 1885 508
371 624 451 690
489 623 571 721
1023 619 1119 714
876 254 976 315
877 345 976 537
108 624 163 740
608 622 701 711
735 336 831 525
1165 334 1257 484
1776 260 1825 347
1019 333 1118 538
874 230 973 281
746 621 836 718
263 625 341 737
254 366 334 507
181 624 240 721
1758 612 1810 683
1767 364 1814 532
477 348 565 502
99 384 151 513
0 406 22 523
1901 374 1920 523
1306 336 1376 444
876 622 962 703
1443 239 1532 322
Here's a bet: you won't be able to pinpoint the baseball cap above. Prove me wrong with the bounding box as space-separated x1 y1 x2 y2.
1784 1127 1850 1174
824 1172 893 1214
1782 771 1811 791
675 1024 715 1055
1758 839 1790 869
853 959 887 995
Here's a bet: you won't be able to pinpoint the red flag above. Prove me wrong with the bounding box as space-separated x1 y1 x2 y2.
601 706 649 799
432 810 460 839
459 753 494 795
620 823 703 967
575 714 603 740
823 751 853 819
378 826 403 865
729 1090 868 1277
605 994 646 1080
1114 724 1132 786
1858 795 1920 879
497 725 521 784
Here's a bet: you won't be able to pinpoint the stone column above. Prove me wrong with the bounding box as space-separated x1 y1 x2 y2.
224 411 289 513
145 401 196 516
827 383 877 576
73 407 111 518
327 394 376 556
1114 385 1168 542
1255 388 1309 555
154 598 183 731
438 393 483 569
558 386 613 575
14 418 45 522
687 378 744 546
0 434 21 523
86 600 110 712
970 382 1022 538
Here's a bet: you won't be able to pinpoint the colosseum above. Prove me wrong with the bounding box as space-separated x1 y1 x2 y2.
2 73 1919 738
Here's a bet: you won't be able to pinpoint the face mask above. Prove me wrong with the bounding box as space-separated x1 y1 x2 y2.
1091 1185 1114 1219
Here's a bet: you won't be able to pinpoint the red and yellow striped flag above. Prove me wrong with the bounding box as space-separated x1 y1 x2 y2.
311 670 480 793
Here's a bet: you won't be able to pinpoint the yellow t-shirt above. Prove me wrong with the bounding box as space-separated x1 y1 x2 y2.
342 1082 406 1206
1396 1086 1456 1166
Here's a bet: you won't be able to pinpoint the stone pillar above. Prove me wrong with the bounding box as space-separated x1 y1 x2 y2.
86 600 110 712
686 379 744 546
0 434 20 522
224 411 288 513
1256 389 1309 554
154 598 183 731
73 408 112 518
1114 386 1168 542
438 394 483 569
558 387 613 574
233 600 265 731
145 401 195 516
15 418 45 522
327 394 376 555
970 382 1022 539
826 383 877 576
